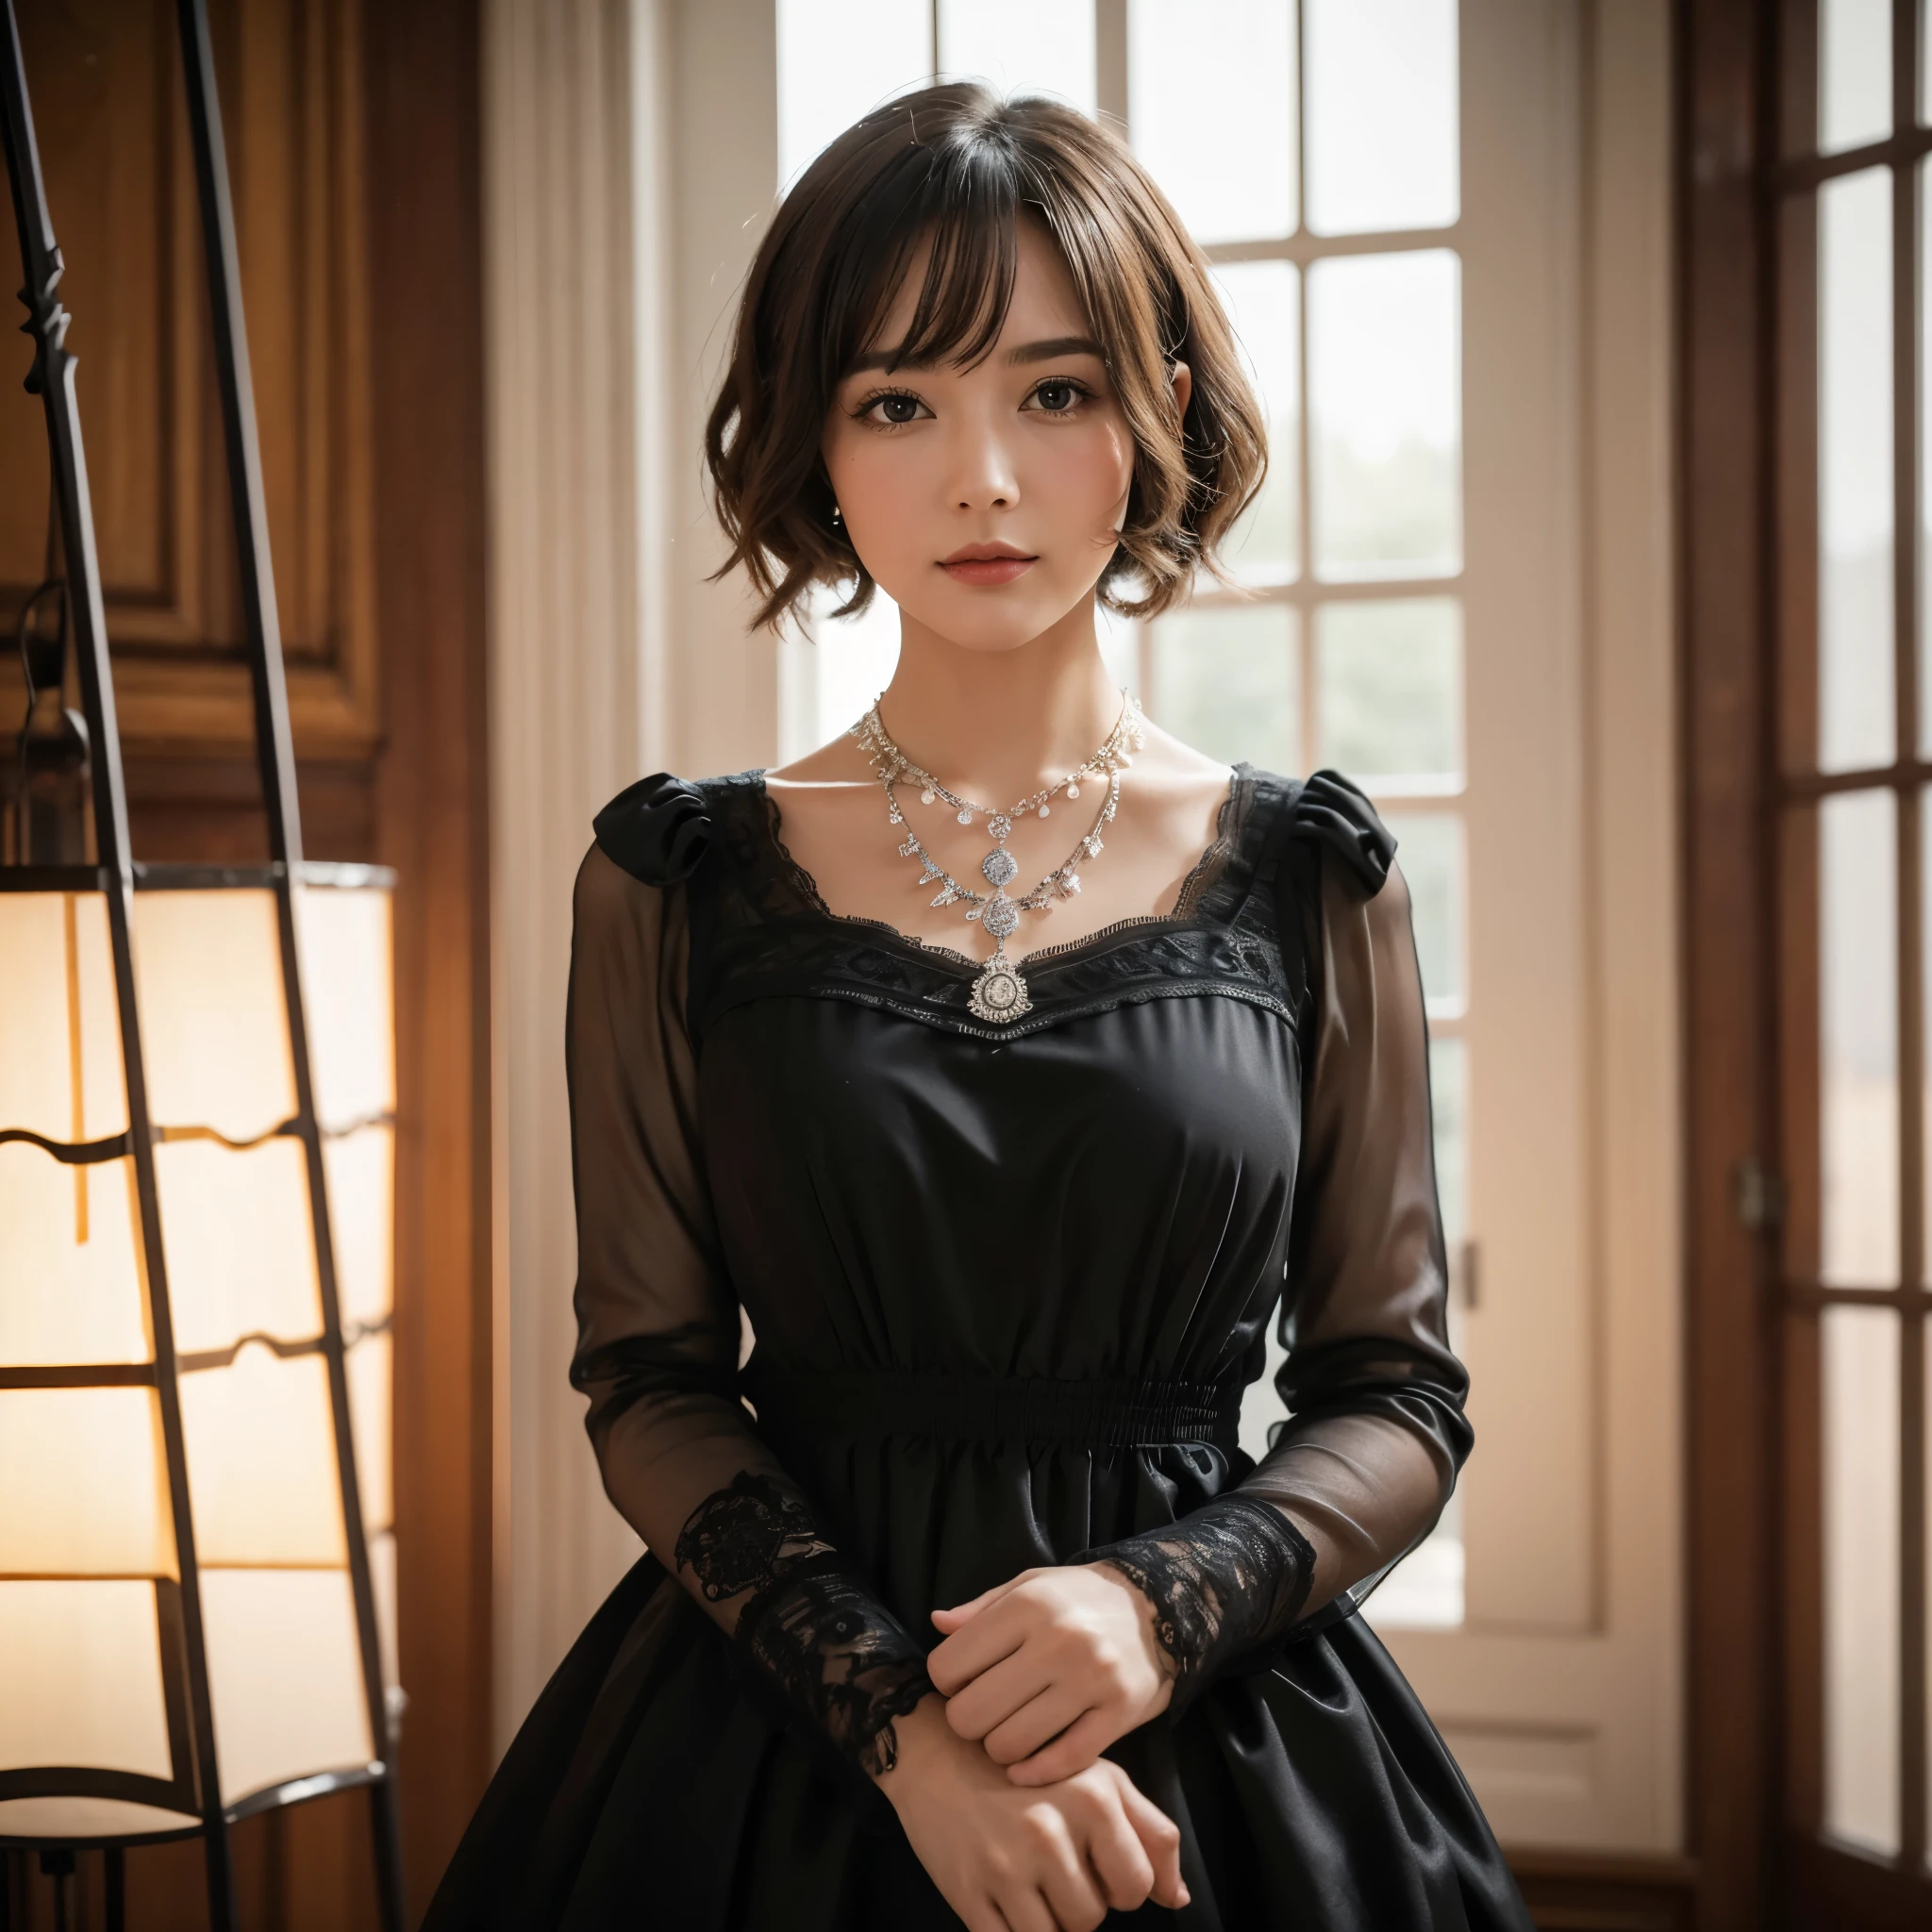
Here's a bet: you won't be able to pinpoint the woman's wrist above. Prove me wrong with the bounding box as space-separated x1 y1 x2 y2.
1078 1557 1178 1686
1077 1495 1317 1707
869 1690 958 1797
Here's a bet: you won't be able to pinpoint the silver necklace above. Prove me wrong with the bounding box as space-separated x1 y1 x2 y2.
850 692 1146 1024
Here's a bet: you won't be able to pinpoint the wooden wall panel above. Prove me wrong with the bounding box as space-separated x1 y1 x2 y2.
2 0 377 757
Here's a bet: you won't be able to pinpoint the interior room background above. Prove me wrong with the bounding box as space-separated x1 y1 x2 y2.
0 1 1920 1928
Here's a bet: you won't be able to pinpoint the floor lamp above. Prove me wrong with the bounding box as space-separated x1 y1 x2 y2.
0 2 405 1926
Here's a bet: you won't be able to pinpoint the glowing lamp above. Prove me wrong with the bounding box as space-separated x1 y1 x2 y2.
0 878 398 1825
0 1 404 1924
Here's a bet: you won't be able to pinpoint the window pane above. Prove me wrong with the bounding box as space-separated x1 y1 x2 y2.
1818 169 1894 773
777 0 931 189
1098 605 1141 700
939 0 1095 111
1308 251 1460 579
1315 596 1462 785
1820 0 1890 155
1823 1306 1900 1855
1213 262 1299 584
1305 0 1458 235
1363 1503 1464 1629
779 586 903 762
1428 1035 1467 1248
1820 790 1899 1286
1384 810 1464 1012
1128 0 1296 244
1151 604 1299 771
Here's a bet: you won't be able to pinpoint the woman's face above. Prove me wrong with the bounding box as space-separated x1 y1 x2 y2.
822 222 1172 655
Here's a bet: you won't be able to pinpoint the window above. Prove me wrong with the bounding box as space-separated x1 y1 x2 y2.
1774 0 1932 1877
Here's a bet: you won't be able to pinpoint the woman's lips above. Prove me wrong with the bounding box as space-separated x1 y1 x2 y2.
941 555 1037 586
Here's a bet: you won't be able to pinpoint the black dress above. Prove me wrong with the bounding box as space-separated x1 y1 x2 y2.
424 765 1533 1932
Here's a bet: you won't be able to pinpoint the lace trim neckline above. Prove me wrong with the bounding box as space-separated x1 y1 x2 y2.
747 764 1258 978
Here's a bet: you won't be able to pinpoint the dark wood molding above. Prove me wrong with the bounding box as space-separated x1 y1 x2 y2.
1675 4 1780 1932
1508 1847 1701 1932
361 0 493 1919
1786 1835 1932 1931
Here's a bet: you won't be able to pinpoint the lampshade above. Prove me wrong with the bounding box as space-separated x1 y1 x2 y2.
0 868 397 1837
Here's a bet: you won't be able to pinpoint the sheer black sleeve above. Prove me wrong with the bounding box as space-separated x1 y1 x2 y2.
567 777 932 1777
1081 773 1471 1709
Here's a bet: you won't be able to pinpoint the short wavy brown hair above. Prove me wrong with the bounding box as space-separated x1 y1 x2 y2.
706 84 1267 630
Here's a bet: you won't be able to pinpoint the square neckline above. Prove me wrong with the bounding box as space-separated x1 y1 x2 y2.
748 763 1259 979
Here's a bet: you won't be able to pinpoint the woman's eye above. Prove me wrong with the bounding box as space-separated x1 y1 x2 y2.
1030 380 1082 414
865 392 925 425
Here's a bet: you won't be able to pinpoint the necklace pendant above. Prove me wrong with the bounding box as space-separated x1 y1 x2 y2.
957 807 974 826
968 950 1032 1024
980 891 1021 940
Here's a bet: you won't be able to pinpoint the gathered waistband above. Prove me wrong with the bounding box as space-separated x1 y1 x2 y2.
741 1357 1245 1450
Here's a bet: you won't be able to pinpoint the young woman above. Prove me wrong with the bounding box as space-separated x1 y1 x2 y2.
426 85 1531 1932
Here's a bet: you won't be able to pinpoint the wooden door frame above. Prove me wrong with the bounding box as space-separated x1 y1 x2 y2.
364 0 495 1917
1677 2 1780 1929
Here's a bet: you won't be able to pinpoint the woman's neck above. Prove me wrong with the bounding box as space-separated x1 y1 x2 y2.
874 591 1124 801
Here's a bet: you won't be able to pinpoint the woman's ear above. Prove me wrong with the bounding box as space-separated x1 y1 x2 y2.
1170 359 1193 421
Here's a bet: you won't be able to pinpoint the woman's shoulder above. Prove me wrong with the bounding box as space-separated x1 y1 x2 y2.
589 770 764 888
1241 765 1396 898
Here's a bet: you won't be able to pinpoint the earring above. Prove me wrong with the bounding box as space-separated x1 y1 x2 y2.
831 504 842 526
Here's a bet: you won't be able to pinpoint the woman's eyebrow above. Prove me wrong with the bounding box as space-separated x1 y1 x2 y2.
845 334 1105 375
1006 335 1104 365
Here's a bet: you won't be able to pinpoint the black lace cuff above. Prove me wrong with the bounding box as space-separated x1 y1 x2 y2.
674 1474 933 1778
1077 1494 1317 1711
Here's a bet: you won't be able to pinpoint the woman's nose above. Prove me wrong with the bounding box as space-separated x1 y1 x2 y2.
945 417 1021 513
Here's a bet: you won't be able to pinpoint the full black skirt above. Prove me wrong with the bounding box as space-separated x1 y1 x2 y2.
425 1556 1529 1931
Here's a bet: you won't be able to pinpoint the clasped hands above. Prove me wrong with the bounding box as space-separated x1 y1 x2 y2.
875 1561 1191 1932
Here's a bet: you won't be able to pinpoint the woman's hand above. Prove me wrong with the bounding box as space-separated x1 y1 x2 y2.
876 1696 1188 1931
927 1564 1172 1786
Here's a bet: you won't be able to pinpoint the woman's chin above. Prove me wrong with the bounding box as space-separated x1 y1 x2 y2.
894 590 1096 658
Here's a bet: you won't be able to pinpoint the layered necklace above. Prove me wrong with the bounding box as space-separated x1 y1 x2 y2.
850 691 1146 1024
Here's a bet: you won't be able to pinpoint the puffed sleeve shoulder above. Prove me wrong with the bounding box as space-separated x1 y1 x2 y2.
1285 768 1397 897
591 772 713 886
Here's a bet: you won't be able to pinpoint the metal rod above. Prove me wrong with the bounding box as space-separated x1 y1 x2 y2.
0 4 235 1922
173 4 404 1924
104 1846 125 1932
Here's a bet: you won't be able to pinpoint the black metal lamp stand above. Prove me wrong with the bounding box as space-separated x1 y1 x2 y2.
0 2 406 1925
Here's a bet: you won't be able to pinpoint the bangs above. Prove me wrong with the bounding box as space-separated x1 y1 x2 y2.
818 112 1033 381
